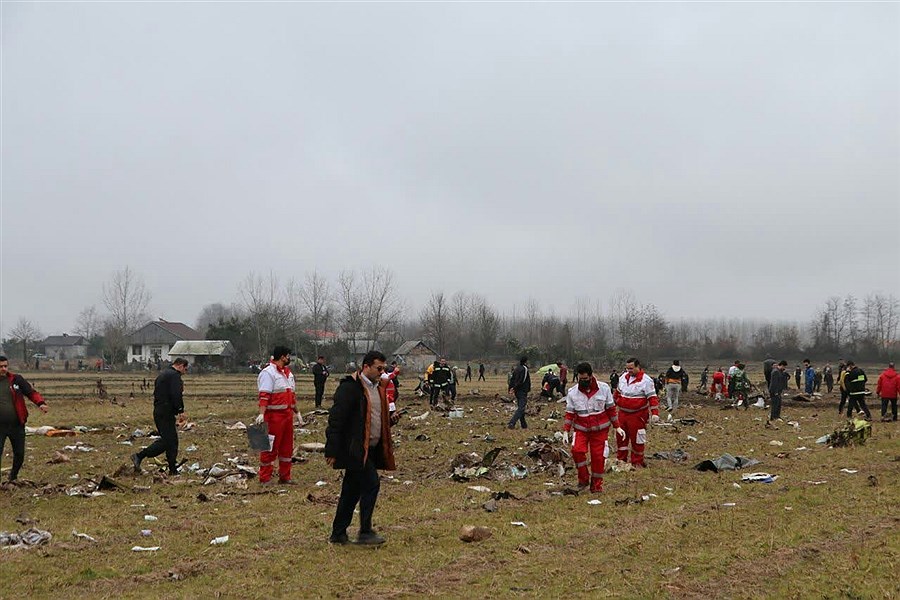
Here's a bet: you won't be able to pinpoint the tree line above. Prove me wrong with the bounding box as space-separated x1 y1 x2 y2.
3 266 898 368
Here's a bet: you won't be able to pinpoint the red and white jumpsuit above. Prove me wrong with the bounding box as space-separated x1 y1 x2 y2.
257 362 296 483
382 370 399 413
614 370 659 467
563 377 619 492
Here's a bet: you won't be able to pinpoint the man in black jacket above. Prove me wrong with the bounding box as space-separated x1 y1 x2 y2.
507 356 531 429
312 355 329 408
844 361 872 420
326 350 400 546
132 358 188 475
768 360 790 422
428 358 452 407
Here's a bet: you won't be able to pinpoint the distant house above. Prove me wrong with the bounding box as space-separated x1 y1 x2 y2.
347 340 381 364
42 334 88 361
168 340 235 368
125 320 203 364
392 340 438 374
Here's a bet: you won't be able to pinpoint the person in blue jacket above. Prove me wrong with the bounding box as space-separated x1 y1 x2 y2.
803 359 815 394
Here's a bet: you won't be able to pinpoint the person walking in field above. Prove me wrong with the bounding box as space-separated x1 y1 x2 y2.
0 355 48 483
132 357 188 476
614 357 660 468
875 362 898 422
312 355 329 408
824 364 834 393
844 361 872 420
507 356 531 429
478 363 486 381
664 360 687 412
794 364 802 390
561 362 623 492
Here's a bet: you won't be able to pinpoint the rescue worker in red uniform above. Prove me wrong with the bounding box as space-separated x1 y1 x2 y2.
614 357 660 468
255 346 302 484
711 367 726 401
383 366 400 413
562 362 623 492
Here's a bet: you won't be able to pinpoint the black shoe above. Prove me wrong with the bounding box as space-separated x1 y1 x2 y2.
507 424 515 430
329 532 349 545
355 531 385 545
131 453 142 473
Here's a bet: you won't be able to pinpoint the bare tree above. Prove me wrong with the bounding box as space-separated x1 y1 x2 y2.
74 305 103 339
9 317 42 362
239 271 296 359
420 291 450 356
450 291 473 358
471 295 500 357
338 270 365 350
298 270 333 353
524 298 541 346
362 267 404 347
102 266 151 335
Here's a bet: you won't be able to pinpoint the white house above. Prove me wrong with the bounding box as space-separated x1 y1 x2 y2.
125 320 203 364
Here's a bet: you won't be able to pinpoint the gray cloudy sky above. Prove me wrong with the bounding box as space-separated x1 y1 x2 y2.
2 1 899 337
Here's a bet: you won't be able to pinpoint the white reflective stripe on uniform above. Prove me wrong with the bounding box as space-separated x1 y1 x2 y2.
278 457 292 462
260 461 274 466
266 404 288 410
574 460 589 468
573 422 610 432
272 387 288 393
618 403 649 413
591 471 603 478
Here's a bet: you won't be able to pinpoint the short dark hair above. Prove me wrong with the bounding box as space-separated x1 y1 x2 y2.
673 360 680 366
803 358 810 364
362 350 386 367
272 346 292 361
172 357 189 367
317 355 325 360
626 357 641 367
519 355 528 365
575 361 593 376
0 355 7 362
846 360 855 367
778 360 788 366
738 363 746 370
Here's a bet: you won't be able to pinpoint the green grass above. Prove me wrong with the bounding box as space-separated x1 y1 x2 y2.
0 371 897 599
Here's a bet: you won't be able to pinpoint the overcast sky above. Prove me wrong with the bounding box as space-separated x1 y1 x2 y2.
2 2 898 338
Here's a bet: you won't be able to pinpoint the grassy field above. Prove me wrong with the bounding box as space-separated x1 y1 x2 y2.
1 368 898 599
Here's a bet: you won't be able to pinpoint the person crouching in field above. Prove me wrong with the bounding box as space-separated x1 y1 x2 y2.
562 362 622 492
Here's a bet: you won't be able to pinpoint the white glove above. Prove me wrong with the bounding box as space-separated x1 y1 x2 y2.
561 431 570 445
254 413 265 426
650 414 660 424
615 427 626 439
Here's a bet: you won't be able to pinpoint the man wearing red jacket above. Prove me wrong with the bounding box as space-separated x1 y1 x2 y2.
876 362 899 422
0 355 48 482
562 362 623 492
614 357 660 468
255 346 301 484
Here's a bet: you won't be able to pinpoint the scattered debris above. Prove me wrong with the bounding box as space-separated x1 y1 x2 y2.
804 480 827 485
509 465 529 479
867 475 878 487
741 472 778 483
686 435 698 442
459 525 492 543
144 515 158 521
650 449 690 463
467 485 492 493
72 530 97 543
606 459 635 473
840 468 859 474
822 420 872 447
298 443 325 453
410 411 430 422
587 499 602 505
769 440 784 446
131 546 160 552
694 454 760 473
0 528 52 549
509 521 528 528
722 503 736 507
210 536 229 545
226 421 247 430
47 451 71 464
482 500 498 512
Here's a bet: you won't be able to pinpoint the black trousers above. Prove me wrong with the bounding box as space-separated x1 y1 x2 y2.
769 393 783 421
839 391 849 414
847 394 872 419
332 452 380 536
138 410 179 472
478 373 485 381
881 397 898 420
314 381 326 407
0 422 26 481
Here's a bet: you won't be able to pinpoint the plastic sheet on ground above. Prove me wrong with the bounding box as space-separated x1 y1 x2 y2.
650 449 690 463
694 454 760 473
741 472 778 483
0 528 52 549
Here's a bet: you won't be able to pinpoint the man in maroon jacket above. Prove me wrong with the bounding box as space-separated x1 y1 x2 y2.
0 355 48 482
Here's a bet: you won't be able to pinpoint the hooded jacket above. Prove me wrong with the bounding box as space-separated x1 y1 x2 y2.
4 371 45 426
876 367 899 399
325 372 396 471
665 365 687 385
